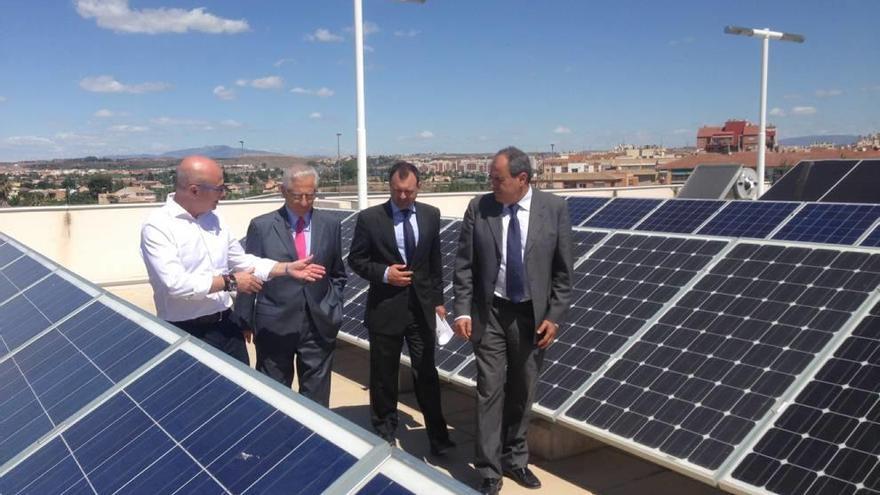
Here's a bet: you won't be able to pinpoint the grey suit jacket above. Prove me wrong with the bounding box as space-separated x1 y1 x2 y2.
453 188 574 344
235 207 346 343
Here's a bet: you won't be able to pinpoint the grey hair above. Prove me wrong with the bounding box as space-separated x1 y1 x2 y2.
496 146 532 182
280 164 319 190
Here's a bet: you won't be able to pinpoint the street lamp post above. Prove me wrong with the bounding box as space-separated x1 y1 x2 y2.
724 25 804 198
336 132 342 192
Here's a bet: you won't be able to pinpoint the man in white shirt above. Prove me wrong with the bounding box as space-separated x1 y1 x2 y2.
141 155 325 364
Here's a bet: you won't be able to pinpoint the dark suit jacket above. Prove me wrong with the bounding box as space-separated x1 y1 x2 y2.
235 207 346 343
348 201 444 336
453 188 574 343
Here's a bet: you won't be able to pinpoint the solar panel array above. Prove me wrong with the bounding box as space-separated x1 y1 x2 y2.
0 234 474 495
333 182 879 494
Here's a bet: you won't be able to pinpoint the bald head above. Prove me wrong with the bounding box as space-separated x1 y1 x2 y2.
176 155 222 191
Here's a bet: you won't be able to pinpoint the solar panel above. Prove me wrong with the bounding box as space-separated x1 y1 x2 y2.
862 224 880 247
697 201 800 239
724 300 880 495
761 160 859 202
571 230 609 260
566 197 610 226
341 213 359 257
340 290 370 345
0 242 22 267
533 233 727 413
773 203 880 245
583 198 663 230
0 300 175 466
0 233 476 495
821 159 880 204
0 274 94 357
561 242 880 477
2 256 51 291
636 199 725 234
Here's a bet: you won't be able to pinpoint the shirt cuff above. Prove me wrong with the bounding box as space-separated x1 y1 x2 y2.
251 258 276 281
383 267 390 284
453 315 471 322
193 273 214 299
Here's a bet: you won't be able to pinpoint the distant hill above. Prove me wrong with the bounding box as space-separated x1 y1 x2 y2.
160 145 282 159
779 135 859 147
108 145 281 160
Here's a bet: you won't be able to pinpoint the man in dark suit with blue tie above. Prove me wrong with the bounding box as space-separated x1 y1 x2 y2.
454 147 574 494
348 161 454 455
235 164 346 407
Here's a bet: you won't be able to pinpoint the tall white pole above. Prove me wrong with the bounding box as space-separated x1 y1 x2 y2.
757 34 769 198
354 0 368 210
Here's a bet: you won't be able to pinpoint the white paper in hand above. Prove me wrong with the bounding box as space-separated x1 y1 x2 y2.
435 313 454 346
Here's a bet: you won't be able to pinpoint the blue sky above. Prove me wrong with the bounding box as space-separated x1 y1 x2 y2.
0 0 878 161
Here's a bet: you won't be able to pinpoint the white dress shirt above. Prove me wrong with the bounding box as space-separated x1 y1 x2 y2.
140 194 276 321
494 186 532 301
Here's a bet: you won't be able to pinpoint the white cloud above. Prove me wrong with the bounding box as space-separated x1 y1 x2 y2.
290 86 334 98
3 136 56 147
274 57 295 68
346 21 380 36
815 88 843 98
74 0 249 34
234 76 284 90
864 84 880 92
220 119 243 128
305 28 343 43
93 109 116 118
553 126 572 134
109 124 149 132
309 112 322 120
0 96 6 103
150 117 205 126
394 29 420 38
213 85 236 100
418 130 434 139
791 106 817 116
80 75 171 94
769 107 786 117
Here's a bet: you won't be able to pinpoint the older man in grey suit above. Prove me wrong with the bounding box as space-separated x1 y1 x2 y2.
236 164 346 407
453 147 574 495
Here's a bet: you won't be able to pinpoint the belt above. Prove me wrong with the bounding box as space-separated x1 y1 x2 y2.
173 310 226 326
493 295 532 307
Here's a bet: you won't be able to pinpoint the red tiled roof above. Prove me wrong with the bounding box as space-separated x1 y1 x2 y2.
697 127 722 138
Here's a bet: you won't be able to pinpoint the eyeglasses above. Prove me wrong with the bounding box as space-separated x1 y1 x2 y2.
196 183 229 193
288 192 317 201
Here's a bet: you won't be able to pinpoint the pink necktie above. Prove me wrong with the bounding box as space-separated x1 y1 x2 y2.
294 216 307 260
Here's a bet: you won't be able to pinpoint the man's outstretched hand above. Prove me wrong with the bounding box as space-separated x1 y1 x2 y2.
286 255 326 282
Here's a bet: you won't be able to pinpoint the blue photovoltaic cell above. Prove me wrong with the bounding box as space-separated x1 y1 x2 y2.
340 290 369 343
0 275 92 356
636 200 725 234
571 230 608 260
731 301 880 494
698 201 800 239
861 224 880 247
341 214 358 257
0 275 18 303
0 242 23 267
2 351 357 495
772 203 880 245
583 198 663 230
567 197 610 226
1 256 50 290
358 474 415 495
565 243 880 472
0 302 168 465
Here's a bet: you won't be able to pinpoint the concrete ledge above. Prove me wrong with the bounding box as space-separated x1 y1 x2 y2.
528 417 605 461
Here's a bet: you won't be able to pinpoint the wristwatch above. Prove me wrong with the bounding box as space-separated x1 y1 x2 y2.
222 273 238 292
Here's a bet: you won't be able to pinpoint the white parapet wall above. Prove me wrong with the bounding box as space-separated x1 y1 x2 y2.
0 185 679 286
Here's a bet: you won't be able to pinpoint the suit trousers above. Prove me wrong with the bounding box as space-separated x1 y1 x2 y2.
368 298 449 447
474 297 544 479
255 309 335 408
169 310 248 365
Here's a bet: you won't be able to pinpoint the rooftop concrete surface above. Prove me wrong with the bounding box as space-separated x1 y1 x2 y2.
108 284 727 495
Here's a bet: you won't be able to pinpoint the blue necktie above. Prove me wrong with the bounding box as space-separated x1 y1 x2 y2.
506 204 525 303
402 208 416 266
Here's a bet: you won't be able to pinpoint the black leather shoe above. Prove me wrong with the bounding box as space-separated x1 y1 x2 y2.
478 478 502 495
429 438 456 456
503 467 541 489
